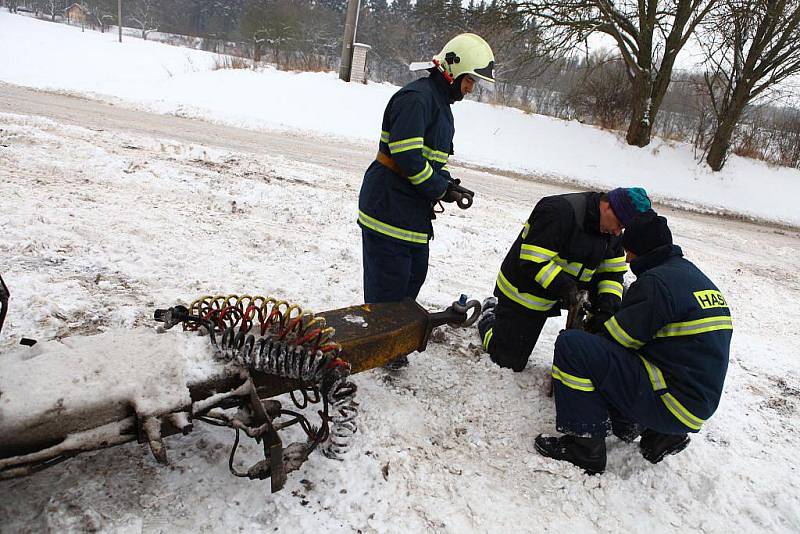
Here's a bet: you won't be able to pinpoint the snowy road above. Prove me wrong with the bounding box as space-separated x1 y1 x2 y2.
1 88 799 533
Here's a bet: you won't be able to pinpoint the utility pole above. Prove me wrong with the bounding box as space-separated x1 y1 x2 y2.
338 0 360 81
118 0 122 43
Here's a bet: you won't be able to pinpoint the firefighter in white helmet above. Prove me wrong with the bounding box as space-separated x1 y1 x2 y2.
357 33 495 368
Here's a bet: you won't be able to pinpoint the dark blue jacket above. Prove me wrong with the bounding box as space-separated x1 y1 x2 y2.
494 192 627 316
604 245 732 431
357 72 453 246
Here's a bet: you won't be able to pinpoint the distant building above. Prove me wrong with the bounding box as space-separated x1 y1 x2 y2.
64 3 89 25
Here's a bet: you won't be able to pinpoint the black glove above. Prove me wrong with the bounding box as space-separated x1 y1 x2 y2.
556 281 580 308
584 293 619 333
584 309 613 334
441 182 462 204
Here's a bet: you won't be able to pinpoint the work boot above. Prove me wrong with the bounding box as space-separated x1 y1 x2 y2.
477 296 497 340
384 355 409 370
639 429 690 464
534 434 606 474
481 296 498 315
611 419 643 443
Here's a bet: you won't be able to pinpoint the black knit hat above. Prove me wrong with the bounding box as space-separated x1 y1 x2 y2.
622 210 672 255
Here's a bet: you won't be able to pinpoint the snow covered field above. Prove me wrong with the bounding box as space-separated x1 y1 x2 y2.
1 8 800 534
2 10 800 226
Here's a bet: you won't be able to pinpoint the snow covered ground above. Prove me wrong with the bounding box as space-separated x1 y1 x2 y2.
1 8 800 534
2 9 800 227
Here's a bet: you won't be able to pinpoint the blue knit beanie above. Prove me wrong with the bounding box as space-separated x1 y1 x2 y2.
607 187 651 227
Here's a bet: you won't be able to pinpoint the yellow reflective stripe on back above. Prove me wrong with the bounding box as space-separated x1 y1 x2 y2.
520 244 557 263
380 130 390 143
408 162 433 185
535 261 562 288
604 316 644 349
598 280 624 298
597 257 627 273
579 268 595 282
388 137 424 154
483 327 493 350
495 271 558 311
358 210 428 244
552 365 595 392
655 316 733 337
661 393 705 430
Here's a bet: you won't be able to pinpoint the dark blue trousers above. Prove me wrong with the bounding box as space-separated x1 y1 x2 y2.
361 229 429 303
552 330 693 437
478 301 547 372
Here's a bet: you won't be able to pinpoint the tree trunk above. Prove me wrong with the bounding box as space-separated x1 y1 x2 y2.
626 72 654 147
706 86 751 171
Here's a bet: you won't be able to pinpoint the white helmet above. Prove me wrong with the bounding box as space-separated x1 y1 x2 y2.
433 33 495 84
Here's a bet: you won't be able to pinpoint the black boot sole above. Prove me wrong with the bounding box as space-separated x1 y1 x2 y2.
643 435 691 464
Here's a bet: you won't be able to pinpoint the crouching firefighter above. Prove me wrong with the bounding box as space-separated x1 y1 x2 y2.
478 187 652 372
535 212 733 474
357 33 495 368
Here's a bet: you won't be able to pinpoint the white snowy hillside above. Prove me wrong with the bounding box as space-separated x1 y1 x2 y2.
1 8 799 534
1 9 800 226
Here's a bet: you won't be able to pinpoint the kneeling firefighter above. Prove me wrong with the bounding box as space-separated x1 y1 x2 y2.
357 33 495 368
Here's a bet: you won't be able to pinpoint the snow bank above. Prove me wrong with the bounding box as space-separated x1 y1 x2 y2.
1 10 799 226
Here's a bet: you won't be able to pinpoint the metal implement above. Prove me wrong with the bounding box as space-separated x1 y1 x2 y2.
0 291 481 493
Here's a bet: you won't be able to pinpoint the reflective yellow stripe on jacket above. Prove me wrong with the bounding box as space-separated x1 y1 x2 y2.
604 316 644 349
596 256 627 273
597 280 624 298
358 210 428 244
655 316 733 338
496 271 558 312
638 355 706 430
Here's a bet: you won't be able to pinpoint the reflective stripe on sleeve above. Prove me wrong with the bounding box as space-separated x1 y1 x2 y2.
408 162 433 185
534 261 563 289
358 210 428 244
380 130 390 143
604 316 644 349
655 316 733 337
579 268 595 282
597 280 624 299
554 256 581 277
388 137 424 154
522 222 531 239
520 244 557 263
552 365 595 392
597 257 627 273
495 271 558 311
422 145 449 163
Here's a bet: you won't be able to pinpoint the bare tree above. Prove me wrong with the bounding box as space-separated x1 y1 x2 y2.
130 0 159 39
699 0 800 170
510 0 718 147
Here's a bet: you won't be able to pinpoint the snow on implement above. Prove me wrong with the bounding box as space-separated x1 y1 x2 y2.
0 284 480 492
